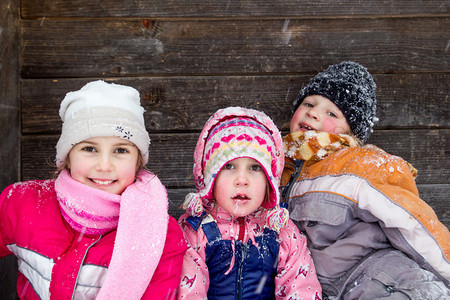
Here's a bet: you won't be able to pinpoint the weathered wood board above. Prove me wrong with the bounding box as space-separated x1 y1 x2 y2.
20 0 450 17
20 18 450 77
0 1 20 299
21 74 450 134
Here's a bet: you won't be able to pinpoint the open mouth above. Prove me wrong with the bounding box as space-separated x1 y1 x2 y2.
90 179 116 185
299 123 315 131
232 194 250 203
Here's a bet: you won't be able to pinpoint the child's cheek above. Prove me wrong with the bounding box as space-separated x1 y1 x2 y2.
322 119 339 133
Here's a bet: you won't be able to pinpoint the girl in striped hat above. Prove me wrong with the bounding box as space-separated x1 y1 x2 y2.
178 106 322 299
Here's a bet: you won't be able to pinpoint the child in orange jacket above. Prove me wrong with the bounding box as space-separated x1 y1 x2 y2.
282 61 450 299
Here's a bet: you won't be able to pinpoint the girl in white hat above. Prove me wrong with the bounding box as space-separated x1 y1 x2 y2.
0 80 187 299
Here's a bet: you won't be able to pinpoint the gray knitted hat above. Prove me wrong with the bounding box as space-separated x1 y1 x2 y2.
293 61 378 142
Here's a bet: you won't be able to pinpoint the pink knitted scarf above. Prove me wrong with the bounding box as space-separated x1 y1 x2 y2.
55 169 169 299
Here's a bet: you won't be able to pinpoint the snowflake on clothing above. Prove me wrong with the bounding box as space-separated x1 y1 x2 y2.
122 131 133 140
180 274 197 290
295 263 310 279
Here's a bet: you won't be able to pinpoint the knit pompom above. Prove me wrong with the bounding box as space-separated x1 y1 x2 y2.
266 206 289 233
182 193 204 217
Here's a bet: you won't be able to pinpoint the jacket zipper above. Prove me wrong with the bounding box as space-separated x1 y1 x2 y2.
237 243 248 300
70 235 103 300
281 159 304 205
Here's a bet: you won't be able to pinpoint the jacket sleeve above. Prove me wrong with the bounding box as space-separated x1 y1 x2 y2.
301 146 450 281
141 216 187 300
345 146 450 281
177 214 209 300
0 184 15 257
275 220 322 300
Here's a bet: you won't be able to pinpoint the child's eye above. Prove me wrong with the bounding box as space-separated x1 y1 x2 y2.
224 163 235 170
250 164 262 172
302 102 313 108
114 148 129 154
81 146 97 153
328 112 338 118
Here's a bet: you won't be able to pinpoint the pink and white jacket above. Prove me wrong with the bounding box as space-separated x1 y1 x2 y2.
177 207 322 299
0 179 187 299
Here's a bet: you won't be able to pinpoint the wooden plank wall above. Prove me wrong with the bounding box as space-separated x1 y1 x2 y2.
0 0 20 299
1 1 450 298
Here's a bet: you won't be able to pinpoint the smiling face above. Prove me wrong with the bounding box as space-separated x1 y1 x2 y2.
290 95 350 135
213 157 267 217
68 136 140 195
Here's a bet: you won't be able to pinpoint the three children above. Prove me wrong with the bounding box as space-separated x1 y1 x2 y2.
2 65 448 299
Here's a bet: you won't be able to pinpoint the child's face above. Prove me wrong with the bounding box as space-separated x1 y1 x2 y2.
213 157 267 217
290 95 350 134
68 136 140 195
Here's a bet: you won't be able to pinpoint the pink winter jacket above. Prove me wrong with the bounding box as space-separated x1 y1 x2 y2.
0 180 187 299
177 207 322 299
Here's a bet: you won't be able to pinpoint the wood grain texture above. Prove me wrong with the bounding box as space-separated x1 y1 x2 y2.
21 0 450 18
417 184 450 226
21 129 449 186
20 74 450 134
0 1 20 299
0 0 20 192
20 18 450 77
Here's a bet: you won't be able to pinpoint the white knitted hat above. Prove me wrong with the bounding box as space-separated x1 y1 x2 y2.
56 80 150 167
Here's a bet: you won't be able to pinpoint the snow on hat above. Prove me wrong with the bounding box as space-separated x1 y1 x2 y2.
56 80 150 167
182 106 288 232
293 61 378 142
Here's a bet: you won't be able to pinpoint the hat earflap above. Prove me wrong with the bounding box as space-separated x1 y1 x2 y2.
182 192 204 217
266 205 289 233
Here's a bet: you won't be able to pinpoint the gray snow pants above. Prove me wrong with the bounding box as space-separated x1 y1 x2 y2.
322 249 450 300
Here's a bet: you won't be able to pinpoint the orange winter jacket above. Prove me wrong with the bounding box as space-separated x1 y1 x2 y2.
281 131 450 297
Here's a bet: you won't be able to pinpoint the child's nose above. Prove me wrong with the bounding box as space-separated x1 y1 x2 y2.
96 154 113 171
234 171 249 186
306 108 320 120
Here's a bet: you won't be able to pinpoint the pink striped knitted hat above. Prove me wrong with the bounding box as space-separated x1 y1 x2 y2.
182 106 288 232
